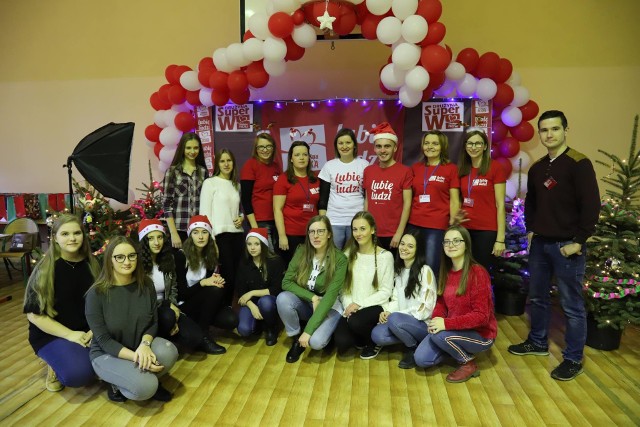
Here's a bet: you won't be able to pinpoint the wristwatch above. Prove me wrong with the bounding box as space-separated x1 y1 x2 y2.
141 340 151 347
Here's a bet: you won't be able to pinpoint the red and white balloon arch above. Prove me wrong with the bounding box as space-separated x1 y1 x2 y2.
145 0 539 198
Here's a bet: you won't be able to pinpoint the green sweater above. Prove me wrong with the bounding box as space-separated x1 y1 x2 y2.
282 246 347 335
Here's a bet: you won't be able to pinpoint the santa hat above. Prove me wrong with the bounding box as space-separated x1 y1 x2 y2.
138 219 165 241
370 122 398 143
246 228 269 247
188 215 213 236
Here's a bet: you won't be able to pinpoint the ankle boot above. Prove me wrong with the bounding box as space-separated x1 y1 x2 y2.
286 337 305 363
446 360 479 383
201 336 226 355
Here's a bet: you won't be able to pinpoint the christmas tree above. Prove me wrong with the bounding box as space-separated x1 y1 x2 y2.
492 197 529 294
584 114 640 329
129 161 165 225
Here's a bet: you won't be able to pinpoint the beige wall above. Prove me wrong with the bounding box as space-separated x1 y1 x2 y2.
1 0 639 199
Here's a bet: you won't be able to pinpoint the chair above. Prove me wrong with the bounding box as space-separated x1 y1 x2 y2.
0 217 41 283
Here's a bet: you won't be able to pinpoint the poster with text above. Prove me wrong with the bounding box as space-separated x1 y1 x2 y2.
215 104 253 132
195 105 215 175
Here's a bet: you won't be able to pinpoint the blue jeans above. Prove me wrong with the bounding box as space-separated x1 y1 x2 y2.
276 291 341 350
331 225 351 250
527 237 587 362
37 338 96 387
237 295 278 336
372 312 429 348
415 330 494 366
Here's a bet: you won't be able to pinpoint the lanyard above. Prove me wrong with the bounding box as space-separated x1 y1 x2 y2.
297 178 310 202
423 164 440 194
466 169 478 199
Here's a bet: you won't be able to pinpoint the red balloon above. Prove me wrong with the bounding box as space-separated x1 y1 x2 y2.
495 157 513 177
211 89 229 107
227 70 248 92
334 4 357 36
492 104 505 118
493 83 514 107
150 92 171 110
495 58 512 84
422 88 434 101
209 71 229 92
499 137 520 158
168 85 186 104
153 142 163 159
246 61 270 88
198 69 213 87
145 124 162 142
456 48 479 74
172 65 192 86
519 100 540 122
420 45 449 74
185 90 202 106
475 52 500 80
175 112 196 132
426 72 445 91
268 12 294 39
379 80 398 95
199 57 215 72
361 14 384 40
510 121 535 142
416 0 442 24
158 84 172 104
292 9 305 26
303 1 340 27
243 30 255 42
490 141 502 159
420 21 446 46
230 88 250 105
355 2 370 25
165 65 178 84
491 119 508 141
284 37 305 61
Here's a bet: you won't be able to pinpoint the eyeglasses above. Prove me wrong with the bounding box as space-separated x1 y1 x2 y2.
113 253 138 263
442 239 464 247
256 145 274 152
308 229 327 237
465 142 484 148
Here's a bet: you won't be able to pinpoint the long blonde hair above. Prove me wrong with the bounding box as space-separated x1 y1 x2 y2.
24 214 100 317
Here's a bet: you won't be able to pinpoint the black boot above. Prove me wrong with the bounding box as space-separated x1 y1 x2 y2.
107 383 127 402
286 337 305 363
398 347 417 369
201 336 226 355
265 327 279 346
152 383 172 402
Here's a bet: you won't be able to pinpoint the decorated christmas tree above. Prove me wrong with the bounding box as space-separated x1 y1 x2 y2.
584 114 640 329
129 161 165 224
492 196 529 294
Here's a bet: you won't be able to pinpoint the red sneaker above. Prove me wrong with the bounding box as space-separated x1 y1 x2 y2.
446 360 479 383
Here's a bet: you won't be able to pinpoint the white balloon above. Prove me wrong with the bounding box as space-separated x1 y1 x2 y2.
434 79 456 97
380 63 407 90
263 59 287 76
510 151 531 171
348 0 365 4
159 126 182 147
392 0 418 21
367 0 392 16
158 160 171 175
511 86 530 107
263 37 287 61
392 42 421 70
399 85 422 108
248 12 271 40
445 61 466 81
292 24 317 48
405 65 430 92
179 70 201 91
507 173 528 197
226 43 249 68
501 106 523 127
153 110 166 127
456 73 477 97
508 70 521 86
401 15 428 44
476 78 497 101
199 88 214 107
242 38 265 61
505 179 517 199
163 110 179 128
377 16 402 45
159 146 177 163
273 0 299 13
213 48 234 73
171 102 192 113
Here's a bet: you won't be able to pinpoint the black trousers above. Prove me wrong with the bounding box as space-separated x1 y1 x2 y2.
157 300 204 349
216 232 245 305
468 229 498 271
180 286 239 335
333 305 384 353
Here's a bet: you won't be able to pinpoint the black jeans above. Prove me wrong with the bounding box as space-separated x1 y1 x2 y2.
333 305 384 353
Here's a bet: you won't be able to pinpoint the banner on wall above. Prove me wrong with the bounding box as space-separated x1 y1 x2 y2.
215 104 254 132
195 105 215 175
421 100 492 138
261 101 405 172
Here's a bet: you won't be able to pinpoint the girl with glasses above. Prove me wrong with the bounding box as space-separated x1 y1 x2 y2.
23 214 101 392
85 236 178 402
413 225 497 383
457 129 507 269
276 215 347 363
240 133 282 253
333 211 394 359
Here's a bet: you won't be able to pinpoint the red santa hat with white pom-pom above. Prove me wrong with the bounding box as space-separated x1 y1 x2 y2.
369 122 398 143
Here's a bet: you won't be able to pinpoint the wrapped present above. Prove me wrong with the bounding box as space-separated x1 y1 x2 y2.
38 193 48 218
6 196 16 221
24 194 42 220
14 195 26 218
0 195 6 222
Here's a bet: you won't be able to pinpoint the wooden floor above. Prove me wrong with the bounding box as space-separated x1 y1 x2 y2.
1 269 639 426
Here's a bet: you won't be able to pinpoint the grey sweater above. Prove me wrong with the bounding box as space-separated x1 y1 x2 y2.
85 281 158 361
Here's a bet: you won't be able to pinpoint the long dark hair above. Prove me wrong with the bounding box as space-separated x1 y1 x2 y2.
213 148 240 189
333 128 358 159
243 237 277 281
294 215 337 287
437 225 478 296
92 236 149 295
458 129 491 176
140 232 175 276
285 140 317 184
394 230 427 299
343 211 379 294
183 229 218 271
170 132 207 169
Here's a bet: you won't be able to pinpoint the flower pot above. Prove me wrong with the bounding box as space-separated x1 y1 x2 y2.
494 289 527 316
585 314 622 351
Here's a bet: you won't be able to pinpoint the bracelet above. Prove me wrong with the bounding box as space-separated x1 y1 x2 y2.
495 240 504 243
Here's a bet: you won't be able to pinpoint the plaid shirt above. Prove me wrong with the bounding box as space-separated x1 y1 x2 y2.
162 165 208 232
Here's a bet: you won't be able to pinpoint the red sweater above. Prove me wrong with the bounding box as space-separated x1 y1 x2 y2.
432 264 497 339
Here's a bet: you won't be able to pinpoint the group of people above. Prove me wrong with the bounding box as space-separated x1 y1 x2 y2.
22 109 600 406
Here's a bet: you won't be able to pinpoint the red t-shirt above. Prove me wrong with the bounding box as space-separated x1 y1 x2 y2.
363 162 413 237
240 158 281 221
273 174 320 236
408 162 460 230
459 161 507 231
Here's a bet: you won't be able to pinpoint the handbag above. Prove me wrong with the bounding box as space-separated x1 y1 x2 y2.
9 232 38 252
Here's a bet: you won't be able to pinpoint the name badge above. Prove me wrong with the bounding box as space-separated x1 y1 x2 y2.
419 194 431 203
463 197 474 207
544 177 557 189
302 203 314 212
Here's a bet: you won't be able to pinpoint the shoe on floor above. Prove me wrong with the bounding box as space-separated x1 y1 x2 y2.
201 336 226 355
446 360 479 383
46 365 64 392
398 349 417 369
360 345 382 360
265 327 278 346
551 360 583 381
152 383 172 402
508 340 549 356
286 340 305 363
107 383 127 402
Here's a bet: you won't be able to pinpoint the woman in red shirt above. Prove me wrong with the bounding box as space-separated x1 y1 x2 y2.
414 225 497 383
273 141 320 265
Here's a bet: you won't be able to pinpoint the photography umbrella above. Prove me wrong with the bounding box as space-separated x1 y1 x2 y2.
64 122 135 212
